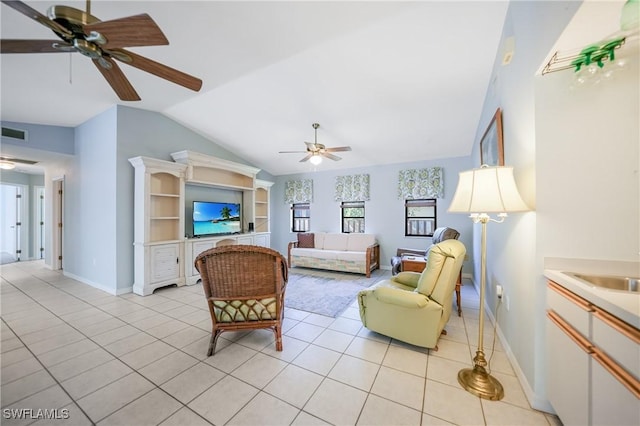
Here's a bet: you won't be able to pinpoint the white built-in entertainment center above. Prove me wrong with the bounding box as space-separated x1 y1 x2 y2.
129 151 273 296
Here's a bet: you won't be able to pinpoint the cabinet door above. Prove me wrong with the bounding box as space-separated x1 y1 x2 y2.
591 350 640 426
191 241 215 276
546 312 591 426
150 244 179 283
237 236 253 245
253 233 270 247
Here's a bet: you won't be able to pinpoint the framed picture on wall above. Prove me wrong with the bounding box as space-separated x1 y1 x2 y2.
480 108 504 166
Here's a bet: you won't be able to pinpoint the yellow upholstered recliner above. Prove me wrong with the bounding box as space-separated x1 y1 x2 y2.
358 239 466 350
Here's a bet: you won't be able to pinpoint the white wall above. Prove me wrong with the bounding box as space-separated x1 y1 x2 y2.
64 107 119 292
271 156 475 275
471 0 639 411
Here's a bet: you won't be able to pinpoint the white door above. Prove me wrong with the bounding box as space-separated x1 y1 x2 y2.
36 186 45 259
52 178 64 270
0 184 18 263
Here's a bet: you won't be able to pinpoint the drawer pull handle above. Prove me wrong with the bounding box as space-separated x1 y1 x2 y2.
547 310 593 353
592 347 640 399
593 307 640 344
547 280 594 311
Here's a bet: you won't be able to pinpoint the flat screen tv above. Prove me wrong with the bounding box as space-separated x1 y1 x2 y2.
193 201 241 237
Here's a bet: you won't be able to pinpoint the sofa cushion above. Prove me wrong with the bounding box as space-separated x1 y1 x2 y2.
323 233 349 251
297 233 315 248
291 247 332 259
290 248 366 262
314 232 326 249
347 234 375 251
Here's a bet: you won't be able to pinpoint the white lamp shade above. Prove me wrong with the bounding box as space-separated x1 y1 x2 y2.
449 166 529 213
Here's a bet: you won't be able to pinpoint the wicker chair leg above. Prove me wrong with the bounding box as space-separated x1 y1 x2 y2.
273 326 283 351
207 330 222 356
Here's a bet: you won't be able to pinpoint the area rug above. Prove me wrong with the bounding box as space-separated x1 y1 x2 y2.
285 268 390 317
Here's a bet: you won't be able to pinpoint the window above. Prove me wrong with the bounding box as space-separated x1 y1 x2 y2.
341 201 365 233
291 203 310 232
405 198 436 237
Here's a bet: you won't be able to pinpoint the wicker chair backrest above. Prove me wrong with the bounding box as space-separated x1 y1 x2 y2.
195 245 288 300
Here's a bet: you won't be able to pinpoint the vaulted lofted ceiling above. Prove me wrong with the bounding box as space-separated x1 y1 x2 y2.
1 1 510 175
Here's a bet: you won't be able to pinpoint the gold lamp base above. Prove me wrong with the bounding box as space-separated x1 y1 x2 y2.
458 365 504 401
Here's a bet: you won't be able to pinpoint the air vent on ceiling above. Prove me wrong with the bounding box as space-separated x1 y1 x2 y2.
2 127 28 141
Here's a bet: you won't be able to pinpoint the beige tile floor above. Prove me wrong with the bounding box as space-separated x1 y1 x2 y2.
1 260 558 425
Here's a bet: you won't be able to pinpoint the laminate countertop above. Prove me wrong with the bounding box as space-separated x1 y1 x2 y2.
544 257 640 329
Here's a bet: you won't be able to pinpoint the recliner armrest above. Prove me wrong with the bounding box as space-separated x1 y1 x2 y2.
371 287 429 308
391 271 421 288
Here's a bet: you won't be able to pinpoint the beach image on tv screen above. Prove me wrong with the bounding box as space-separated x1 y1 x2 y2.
193 202 241 236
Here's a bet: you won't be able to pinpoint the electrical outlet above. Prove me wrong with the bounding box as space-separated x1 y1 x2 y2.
496 285 503 299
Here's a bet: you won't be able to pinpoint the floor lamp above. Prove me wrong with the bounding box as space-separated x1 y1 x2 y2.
448 165 529 401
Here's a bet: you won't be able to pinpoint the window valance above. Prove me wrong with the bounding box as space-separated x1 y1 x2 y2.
334 174 370 202
284 179 313 204
397 167 444 199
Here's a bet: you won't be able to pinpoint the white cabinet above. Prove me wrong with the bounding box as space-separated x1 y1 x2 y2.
130 152 273 295
546 311 591 426
130 157 187 296
253 233 270 247
254 179 273 234
150 244 180 283
546 280 640 426
591 349 640 426
185 233 273 285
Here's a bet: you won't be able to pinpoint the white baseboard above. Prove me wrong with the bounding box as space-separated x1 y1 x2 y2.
63 271 132 296
469 277 554 414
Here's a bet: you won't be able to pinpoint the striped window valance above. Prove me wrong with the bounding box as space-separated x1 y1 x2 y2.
334 174 370 202
397 167 444 199
284 179 313 204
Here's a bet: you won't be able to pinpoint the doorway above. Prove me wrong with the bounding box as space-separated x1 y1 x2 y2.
0 184 24 264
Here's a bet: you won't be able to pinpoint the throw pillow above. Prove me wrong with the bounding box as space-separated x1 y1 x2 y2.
297 233 315 248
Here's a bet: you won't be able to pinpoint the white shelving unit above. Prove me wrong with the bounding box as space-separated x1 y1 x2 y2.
129 157 187 296
171 151 274 286
130 151 274 294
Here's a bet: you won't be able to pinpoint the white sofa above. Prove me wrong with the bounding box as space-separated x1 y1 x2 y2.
287 232 380 277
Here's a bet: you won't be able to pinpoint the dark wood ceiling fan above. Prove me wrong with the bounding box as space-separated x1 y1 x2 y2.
0 0 202 101
279 123 352 163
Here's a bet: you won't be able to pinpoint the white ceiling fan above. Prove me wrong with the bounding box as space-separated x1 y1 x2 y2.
279 123 351 165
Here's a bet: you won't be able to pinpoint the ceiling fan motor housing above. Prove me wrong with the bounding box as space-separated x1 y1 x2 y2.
47 5 101 41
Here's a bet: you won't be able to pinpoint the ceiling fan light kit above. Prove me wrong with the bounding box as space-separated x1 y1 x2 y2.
0 0 202 101
0 160 16 170
279 122 352 165
309 154 322 165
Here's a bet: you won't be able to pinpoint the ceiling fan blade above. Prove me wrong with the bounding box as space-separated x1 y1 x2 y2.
325 146 352 153
0 156 38 165
304 141 317 151
1 39 69 53
322 152 342 161
92 57 140 101
84 14 168 49
299 153 313 163
1 0 72 37
109 48 202 92
279 150 308 154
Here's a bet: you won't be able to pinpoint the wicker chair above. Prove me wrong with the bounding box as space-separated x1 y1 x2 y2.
195 245 288 356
